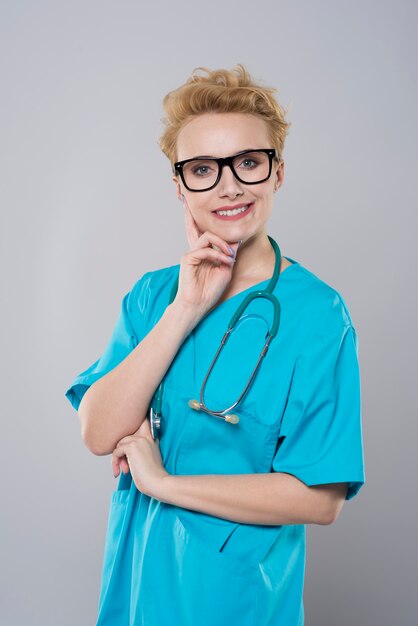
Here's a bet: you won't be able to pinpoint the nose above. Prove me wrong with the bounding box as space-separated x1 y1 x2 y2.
217 163 244 197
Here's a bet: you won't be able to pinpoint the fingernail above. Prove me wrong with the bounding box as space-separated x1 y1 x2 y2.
228 245 235 256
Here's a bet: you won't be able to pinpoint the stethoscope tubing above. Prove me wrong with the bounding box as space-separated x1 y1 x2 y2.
149 235 282 439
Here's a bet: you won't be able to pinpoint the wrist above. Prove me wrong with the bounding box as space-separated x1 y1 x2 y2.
166 300 203 333
151 472 176 504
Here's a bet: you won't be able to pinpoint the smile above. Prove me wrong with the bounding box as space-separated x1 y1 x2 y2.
213 203 254 220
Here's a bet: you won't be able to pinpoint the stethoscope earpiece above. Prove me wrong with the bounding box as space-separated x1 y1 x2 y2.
188 399 240 424
224 414 240 424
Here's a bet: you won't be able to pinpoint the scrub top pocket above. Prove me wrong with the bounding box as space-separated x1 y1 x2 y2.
172 507 260 581
96 481 138 626
174 503 284 572
173 385 280 477
100 489 130 589
148 504 259 626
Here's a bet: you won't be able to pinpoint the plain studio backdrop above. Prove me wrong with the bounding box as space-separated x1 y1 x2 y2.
1 1 416 624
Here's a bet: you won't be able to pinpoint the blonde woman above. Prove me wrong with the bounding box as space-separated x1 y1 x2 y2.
65 64 365 626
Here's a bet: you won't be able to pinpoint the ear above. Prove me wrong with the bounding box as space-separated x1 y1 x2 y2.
274 160 285 192
172 175 182 201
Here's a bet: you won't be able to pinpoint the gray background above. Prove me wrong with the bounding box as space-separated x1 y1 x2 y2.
1 1 416 624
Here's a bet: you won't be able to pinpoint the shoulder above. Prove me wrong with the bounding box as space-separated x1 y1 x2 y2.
126 263 180 322
129 263 179 298
286 260 356 347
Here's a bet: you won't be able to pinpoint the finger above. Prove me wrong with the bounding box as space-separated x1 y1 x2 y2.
183 201 237 259
139 418 152 434
138 418 157 444
183 199 202 242
184 204 202 248
134 416 150 433
182 195 201 230
112 452 130 477
191 231 236 259
228 241 240 256
120 457 130 474
111 453 120 477
183 245 236 268
113 444 129 458
113 446 131 476
115 435 135 447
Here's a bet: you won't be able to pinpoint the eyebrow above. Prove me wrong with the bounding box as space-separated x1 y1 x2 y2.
189 148 255 160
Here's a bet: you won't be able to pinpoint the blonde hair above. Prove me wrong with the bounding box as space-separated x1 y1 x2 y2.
158 64 291 171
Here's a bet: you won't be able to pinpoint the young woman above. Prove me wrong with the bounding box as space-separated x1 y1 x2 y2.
65 64 365 626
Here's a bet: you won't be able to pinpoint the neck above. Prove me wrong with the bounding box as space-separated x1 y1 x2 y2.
232 231 276 283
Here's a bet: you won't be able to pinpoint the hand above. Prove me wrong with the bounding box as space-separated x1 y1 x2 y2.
176 197 241 315
111 418 170 498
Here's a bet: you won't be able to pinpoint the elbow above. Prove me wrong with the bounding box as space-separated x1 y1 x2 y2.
320 506 340 526
82 429 111 456
318 498 346 526
77 389 117 455
310 483 348 525
79 406 113 456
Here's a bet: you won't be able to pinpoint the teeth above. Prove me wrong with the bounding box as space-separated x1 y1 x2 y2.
216 205 249 216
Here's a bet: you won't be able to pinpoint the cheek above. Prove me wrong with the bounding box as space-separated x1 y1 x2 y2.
194 202 214 224
258 199 274 222
194 208 209 225
255 193 273 209
189 207 210 235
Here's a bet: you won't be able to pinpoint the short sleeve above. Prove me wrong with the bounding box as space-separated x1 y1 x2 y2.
64 273 151 412
272 324 365 501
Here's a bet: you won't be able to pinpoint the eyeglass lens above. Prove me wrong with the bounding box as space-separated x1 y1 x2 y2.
182 151 271 191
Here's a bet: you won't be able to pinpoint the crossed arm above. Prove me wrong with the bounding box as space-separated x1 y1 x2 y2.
85 299 349 527
111 416 348 527
153 471 348 526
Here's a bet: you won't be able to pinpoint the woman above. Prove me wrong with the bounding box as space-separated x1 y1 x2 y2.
65 64 365 626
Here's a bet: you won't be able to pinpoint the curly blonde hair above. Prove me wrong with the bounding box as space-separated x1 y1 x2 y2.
158 64 291 171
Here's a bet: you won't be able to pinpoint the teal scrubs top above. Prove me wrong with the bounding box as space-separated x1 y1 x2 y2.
65 255 365 626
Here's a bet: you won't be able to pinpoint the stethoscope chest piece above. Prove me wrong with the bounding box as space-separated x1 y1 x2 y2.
149 406 161 440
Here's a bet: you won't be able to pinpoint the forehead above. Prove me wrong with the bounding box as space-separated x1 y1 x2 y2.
176 112 269 160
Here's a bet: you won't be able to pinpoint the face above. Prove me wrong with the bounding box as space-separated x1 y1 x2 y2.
172 112 284 244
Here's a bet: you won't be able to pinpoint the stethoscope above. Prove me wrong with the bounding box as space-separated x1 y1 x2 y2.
148 235 282 440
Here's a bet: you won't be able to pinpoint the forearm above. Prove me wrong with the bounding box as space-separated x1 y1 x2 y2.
155 471 333 526
80 301 200 455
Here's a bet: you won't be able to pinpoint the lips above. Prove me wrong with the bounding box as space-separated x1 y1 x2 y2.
212 202 252 212
212 202 254 221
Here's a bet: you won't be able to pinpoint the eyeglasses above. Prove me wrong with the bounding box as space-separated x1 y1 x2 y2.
173 148 279 192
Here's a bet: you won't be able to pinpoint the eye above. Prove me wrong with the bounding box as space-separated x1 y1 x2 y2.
192 165 213 177
242 158 257 168
236 155 260 170
186 159 217 178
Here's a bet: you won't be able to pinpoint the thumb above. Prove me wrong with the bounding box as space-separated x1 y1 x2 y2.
137 417 155 442
228 240 242 256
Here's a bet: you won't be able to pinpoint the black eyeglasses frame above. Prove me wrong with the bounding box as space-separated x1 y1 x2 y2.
173 148 279 192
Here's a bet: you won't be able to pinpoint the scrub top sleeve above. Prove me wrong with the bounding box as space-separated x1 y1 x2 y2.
65 272 151 413
272 324 365 501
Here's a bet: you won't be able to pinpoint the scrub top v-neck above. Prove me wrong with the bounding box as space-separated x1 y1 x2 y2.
65 255 365 626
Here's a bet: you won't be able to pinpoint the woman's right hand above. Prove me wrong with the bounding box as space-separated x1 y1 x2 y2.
173 197 240 317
